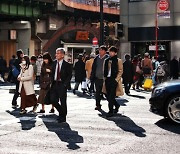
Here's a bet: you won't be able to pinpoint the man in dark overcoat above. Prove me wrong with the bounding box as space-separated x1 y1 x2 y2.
122 54 134 95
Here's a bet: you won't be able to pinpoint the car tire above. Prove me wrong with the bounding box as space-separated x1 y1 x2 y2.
165 95 180 124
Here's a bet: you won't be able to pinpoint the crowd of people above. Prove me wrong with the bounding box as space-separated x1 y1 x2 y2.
0 46 180 123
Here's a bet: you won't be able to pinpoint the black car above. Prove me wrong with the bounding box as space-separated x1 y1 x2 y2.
149 80 180 124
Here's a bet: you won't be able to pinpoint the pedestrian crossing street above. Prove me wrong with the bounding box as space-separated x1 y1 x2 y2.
1 87 174 154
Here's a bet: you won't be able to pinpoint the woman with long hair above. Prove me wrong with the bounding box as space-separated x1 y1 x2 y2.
37 52 55 113
18 55 37 114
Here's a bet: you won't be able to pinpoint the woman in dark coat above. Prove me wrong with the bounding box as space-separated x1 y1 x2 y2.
122 54 134 95
73 54 86 94
37 52 55 113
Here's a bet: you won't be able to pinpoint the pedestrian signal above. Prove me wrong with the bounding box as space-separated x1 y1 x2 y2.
115 23 123 38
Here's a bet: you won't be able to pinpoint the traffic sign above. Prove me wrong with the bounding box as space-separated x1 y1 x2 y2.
157 0 169 12
92 37 98 45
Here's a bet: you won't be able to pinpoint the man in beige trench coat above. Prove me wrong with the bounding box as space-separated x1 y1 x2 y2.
102 46 124 117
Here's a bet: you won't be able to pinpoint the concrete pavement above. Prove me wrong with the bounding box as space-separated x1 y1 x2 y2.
0 83 179 154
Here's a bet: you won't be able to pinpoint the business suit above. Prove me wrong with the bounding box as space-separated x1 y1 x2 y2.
49 59 72 122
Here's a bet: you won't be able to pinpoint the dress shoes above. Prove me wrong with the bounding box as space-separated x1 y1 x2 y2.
38 109 45 113
95 106 101 110
49 109 55 113
12 104 19 109
114 105 120 114
106 112 114 118
19 109 27 115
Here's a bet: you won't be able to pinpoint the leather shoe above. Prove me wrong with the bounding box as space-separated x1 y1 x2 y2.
38 109 45 113
106 112 114 118
19 109 27 115
49 109 55 113
12 104 19 109
95 105 101 110
114 105 120 114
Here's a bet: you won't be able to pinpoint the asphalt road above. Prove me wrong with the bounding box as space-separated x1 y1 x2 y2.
0 84 179 154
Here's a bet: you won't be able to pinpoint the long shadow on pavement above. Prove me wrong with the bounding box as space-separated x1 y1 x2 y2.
39 114 84 150
73 91 94 99
155 118 180 134
98 109 146 137
6 109 37 130
126 94 146 99
116 97 129 106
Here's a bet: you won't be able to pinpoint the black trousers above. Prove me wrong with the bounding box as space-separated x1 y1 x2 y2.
94 78 103 107
124 82 132 94
12 80 20 106
50 81 67 120
105 78 119 113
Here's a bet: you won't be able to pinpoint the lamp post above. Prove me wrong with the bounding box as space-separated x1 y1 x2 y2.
155 0 170 57
155 0 159 58
100 0 104 45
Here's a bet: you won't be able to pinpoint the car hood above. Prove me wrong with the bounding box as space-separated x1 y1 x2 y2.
157 80 180 88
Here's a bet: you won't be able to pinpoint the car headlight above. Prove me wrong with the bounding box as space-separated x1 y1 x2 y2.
152 86 165 97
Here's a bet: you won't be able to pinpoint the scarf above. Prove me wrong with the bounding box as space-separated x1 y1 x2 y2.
104 55 118 78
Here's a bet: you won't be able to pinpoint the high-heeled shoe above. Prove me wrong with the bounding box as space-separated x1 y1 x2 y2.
49 109 55 113
19 109 27 115
38 109 45 113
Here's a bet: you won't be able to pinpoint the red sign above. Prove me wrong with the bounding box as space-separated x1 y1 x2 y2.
76 31 89 40
158 0 169 11
92 37 98 45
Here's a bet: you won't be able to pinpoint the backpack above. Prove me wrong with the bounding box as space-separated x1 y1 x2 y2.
12 66 20 77
156 65 165 77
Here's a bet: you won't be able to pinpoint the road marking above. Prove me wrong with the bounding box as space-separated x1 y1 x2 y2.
0 116 57 127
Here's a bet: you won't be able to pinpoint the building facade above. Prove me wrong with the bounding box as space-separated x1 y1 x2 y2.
120 0 180 61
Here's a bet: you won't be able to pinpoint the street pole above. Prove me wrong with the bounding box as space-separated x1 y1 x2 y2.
100 0 104 45
155 0 159 57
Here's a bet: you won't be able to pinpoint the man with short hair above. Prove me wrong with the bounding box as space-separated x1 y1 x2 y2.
141 52 153 77
103 46 124 117
48 48 72 123
90 45 109 110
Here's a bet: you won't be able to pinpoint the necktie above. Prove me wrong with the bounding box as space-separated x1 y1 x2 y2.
57 62 60 81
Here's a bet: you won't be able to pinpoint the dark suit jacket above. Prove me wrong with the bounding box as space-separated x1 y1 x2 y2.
51 59 72 87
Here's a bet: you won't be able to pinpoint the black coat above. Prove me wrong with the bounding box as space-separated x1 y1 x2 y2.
0 58 7 72
51 60 72 87
122 60 134 84
74 59 86 82
90 54 109 81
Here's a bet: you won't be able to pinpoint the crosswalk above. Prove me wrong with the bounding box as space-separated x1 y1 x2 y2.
1 86 178 154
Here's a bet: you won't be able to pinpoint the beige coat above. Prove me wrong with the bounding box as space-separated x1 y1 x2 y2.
18 64 35 95
85 58 94 79
102 58 124 96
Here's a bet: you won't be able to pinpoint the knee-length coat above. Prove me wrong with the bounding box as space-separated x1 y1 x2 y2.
102 57 124 96
18 64 35 95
